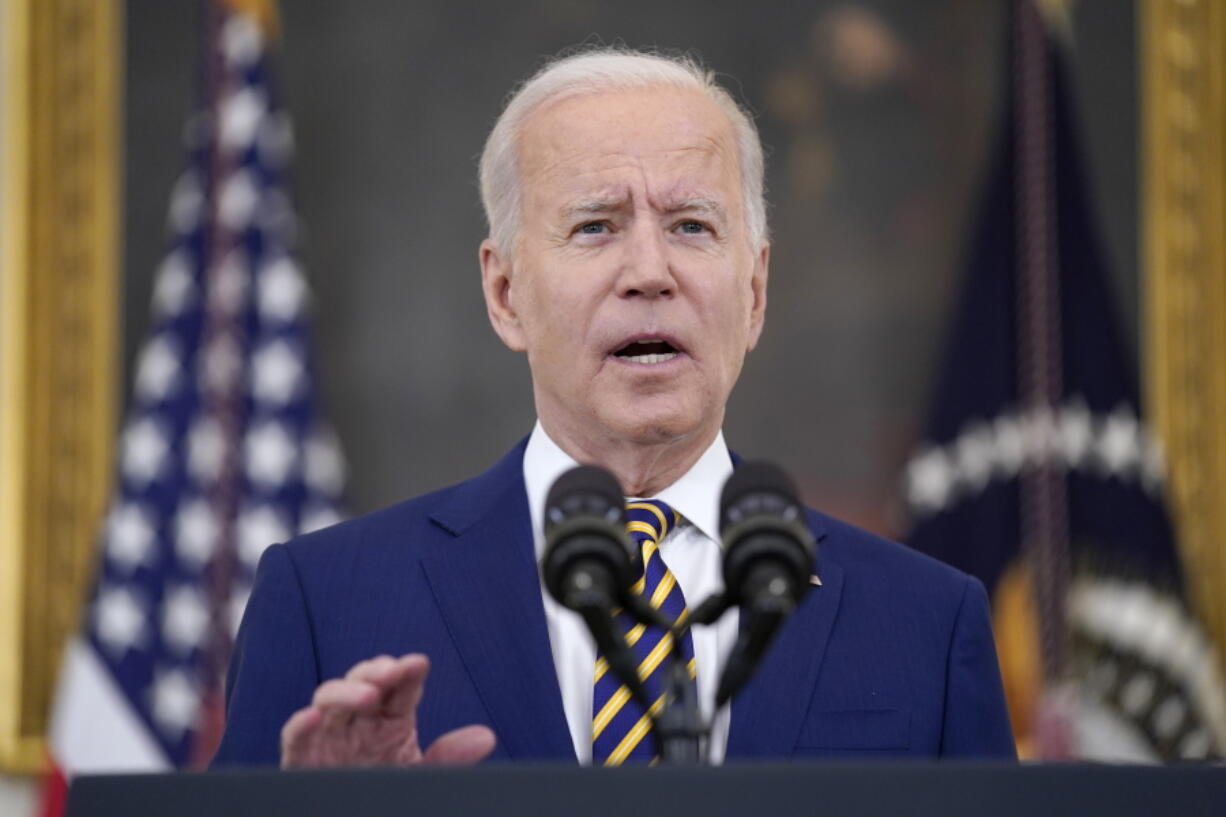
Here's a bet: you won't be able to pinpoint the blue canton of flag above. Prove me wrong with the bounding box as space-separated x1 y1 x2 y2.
48 0 344 777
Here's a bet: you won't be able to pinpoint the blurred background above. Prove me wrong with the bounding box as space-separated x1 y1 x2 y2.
5 0 1226 813
125 0 1135 533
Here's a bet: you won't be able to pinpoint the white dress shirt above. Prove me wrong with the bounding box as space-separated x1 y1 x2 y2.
523 421 739 764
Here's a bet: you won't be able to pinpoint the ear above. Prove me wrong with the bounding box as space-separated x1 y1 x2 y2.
480 238 527 352
745 242 769 350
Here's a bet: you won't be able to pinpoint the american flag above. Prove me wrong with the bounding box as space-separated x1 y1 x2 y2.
44 0 343 795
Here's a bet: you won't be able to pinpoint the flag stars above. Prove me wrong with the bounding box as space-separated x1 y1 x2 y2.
218 169 259 230
953 422 995 492
906 398 1167 518
121 417 170 487
906 448 954 514
238 504 289 568
251 340 304 406
221 14 262 68
1057 399 1094 468
135 336 182 403
175 498 219 569
150 667 201 739
162 584 210 654
992 415 1026 476
152 250 197 317
1098 406 1141 476
258 256 308 322
106 503 157 572
94 586 148 656
219 87 266 151
245 421 297 488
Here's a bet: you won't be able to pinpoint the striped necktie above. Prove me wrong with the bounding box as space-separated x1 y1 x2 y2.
592 499 697 765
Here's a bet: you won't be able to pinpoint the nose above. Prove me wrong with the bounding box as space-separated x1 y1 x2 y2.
617 222 676 299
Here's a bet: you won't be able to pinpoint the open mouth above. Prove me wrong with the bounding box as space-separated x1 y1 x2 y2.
612 338 680 365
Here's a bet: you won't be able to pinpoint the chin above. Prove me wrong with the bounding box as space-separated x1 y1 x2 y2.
601 408 701 446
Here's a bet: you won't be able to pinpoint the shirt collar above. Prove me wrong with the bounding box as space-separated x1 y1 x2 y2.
523 420 732 557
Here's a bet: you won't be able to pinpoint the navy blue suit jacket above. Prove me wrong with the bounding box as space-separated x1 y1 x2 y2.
213 441 1016 765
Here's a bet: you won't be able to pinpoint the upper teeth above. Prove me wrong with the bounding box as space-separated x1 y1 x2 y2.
625 352 677 364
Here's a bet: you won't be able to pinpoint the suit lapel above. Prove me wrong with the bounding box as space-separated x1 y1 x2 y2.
419 443 576 762
726 511 844 758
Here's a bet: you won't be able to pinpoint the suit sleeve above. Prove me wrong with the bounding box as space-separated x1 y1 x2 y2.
939 575 1018 758
211 543 321 767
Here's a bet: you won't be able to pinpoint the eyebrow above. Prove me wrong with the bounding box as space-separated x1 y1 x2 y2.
562 196 627 217
560 194 728 221
661 196 726 220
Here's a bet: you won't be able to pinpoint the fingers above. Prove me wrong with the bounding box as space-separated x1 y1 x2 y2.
379 656 430 718
346 654 430 718
345 653 425 686
423 724 498 765
279 654 432 768
313 677 381 712
280 705 323 768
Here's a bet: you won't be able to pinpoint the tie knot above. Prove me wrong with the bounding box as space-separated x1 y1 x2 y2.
624 499 677 545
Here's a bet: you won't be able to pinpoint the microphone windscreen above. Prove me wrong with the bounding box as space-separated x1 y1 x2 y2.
545 464 624 534
719 461 801 533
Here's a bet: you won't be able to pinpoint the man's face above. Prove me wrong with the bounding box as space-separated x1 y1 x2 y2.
481 86 768 453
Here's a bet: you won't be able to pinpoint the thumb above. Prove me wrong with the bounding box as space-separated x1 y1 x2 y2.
422 724 497 765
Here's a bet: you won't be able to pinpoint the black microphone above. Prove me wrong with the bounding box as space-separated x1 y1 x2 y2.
541 464 636 612
715 461 816 706
541 464 665 709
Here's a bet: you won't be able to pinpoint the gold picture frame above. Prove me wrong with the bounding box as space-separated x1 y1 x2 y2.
0 0 120 772
1142 0 1226 669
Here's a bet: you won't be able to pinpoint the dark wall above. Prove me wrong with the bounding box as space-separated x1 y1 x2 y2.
123 0 1137 535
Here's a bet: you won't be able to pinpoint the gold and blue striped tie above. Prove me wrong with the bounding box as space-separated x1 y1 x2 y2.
592 499 697 765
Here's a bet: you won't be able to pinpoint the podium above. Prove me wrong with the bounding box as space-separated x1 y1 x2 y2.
66 762 1224 817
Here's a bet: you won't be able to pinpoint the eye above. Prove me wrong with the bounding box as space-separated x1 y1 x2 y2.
576 221 609 235
676 220 709 235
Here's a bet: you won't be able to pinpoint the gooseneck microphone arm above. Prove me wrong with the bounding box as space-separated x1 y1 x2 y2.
714 566 794 707
712 462 818 709
555 555 653 712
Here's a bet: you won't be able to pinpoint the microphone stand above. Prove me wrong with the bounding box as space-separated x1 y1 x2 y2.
652 616 707 765
650 577 799 763
650 593 731 765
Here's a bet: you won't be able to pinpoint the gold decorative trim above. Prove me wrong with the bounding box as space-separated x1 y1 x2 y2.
1142 0 1226 665
0 0 120 772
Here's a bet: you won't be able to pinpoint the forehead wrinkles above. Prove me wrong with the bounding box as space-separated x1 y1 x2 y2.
517 89 743 212
554 153 730 205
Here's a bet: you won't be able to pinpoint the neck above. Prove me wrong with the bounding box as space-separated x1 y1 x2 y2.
540 416 720 497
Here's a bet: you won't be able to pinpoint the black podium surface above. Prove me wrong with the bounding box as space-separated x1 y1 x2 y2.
66 762 1225 817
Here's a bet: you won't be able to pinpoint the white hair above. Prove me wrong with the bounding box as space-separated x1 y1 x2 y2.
478 47 768 255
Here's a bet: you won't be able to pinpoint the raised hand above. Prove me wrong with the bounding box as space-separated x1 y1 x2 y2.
279 653 496 768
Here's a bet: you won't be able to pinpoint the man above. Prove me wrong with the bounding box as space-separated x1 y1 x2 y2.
213 47 1015 768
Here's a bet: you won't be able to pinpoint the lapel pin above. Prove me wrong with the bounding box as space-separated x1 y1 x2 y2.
809 574 822 587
